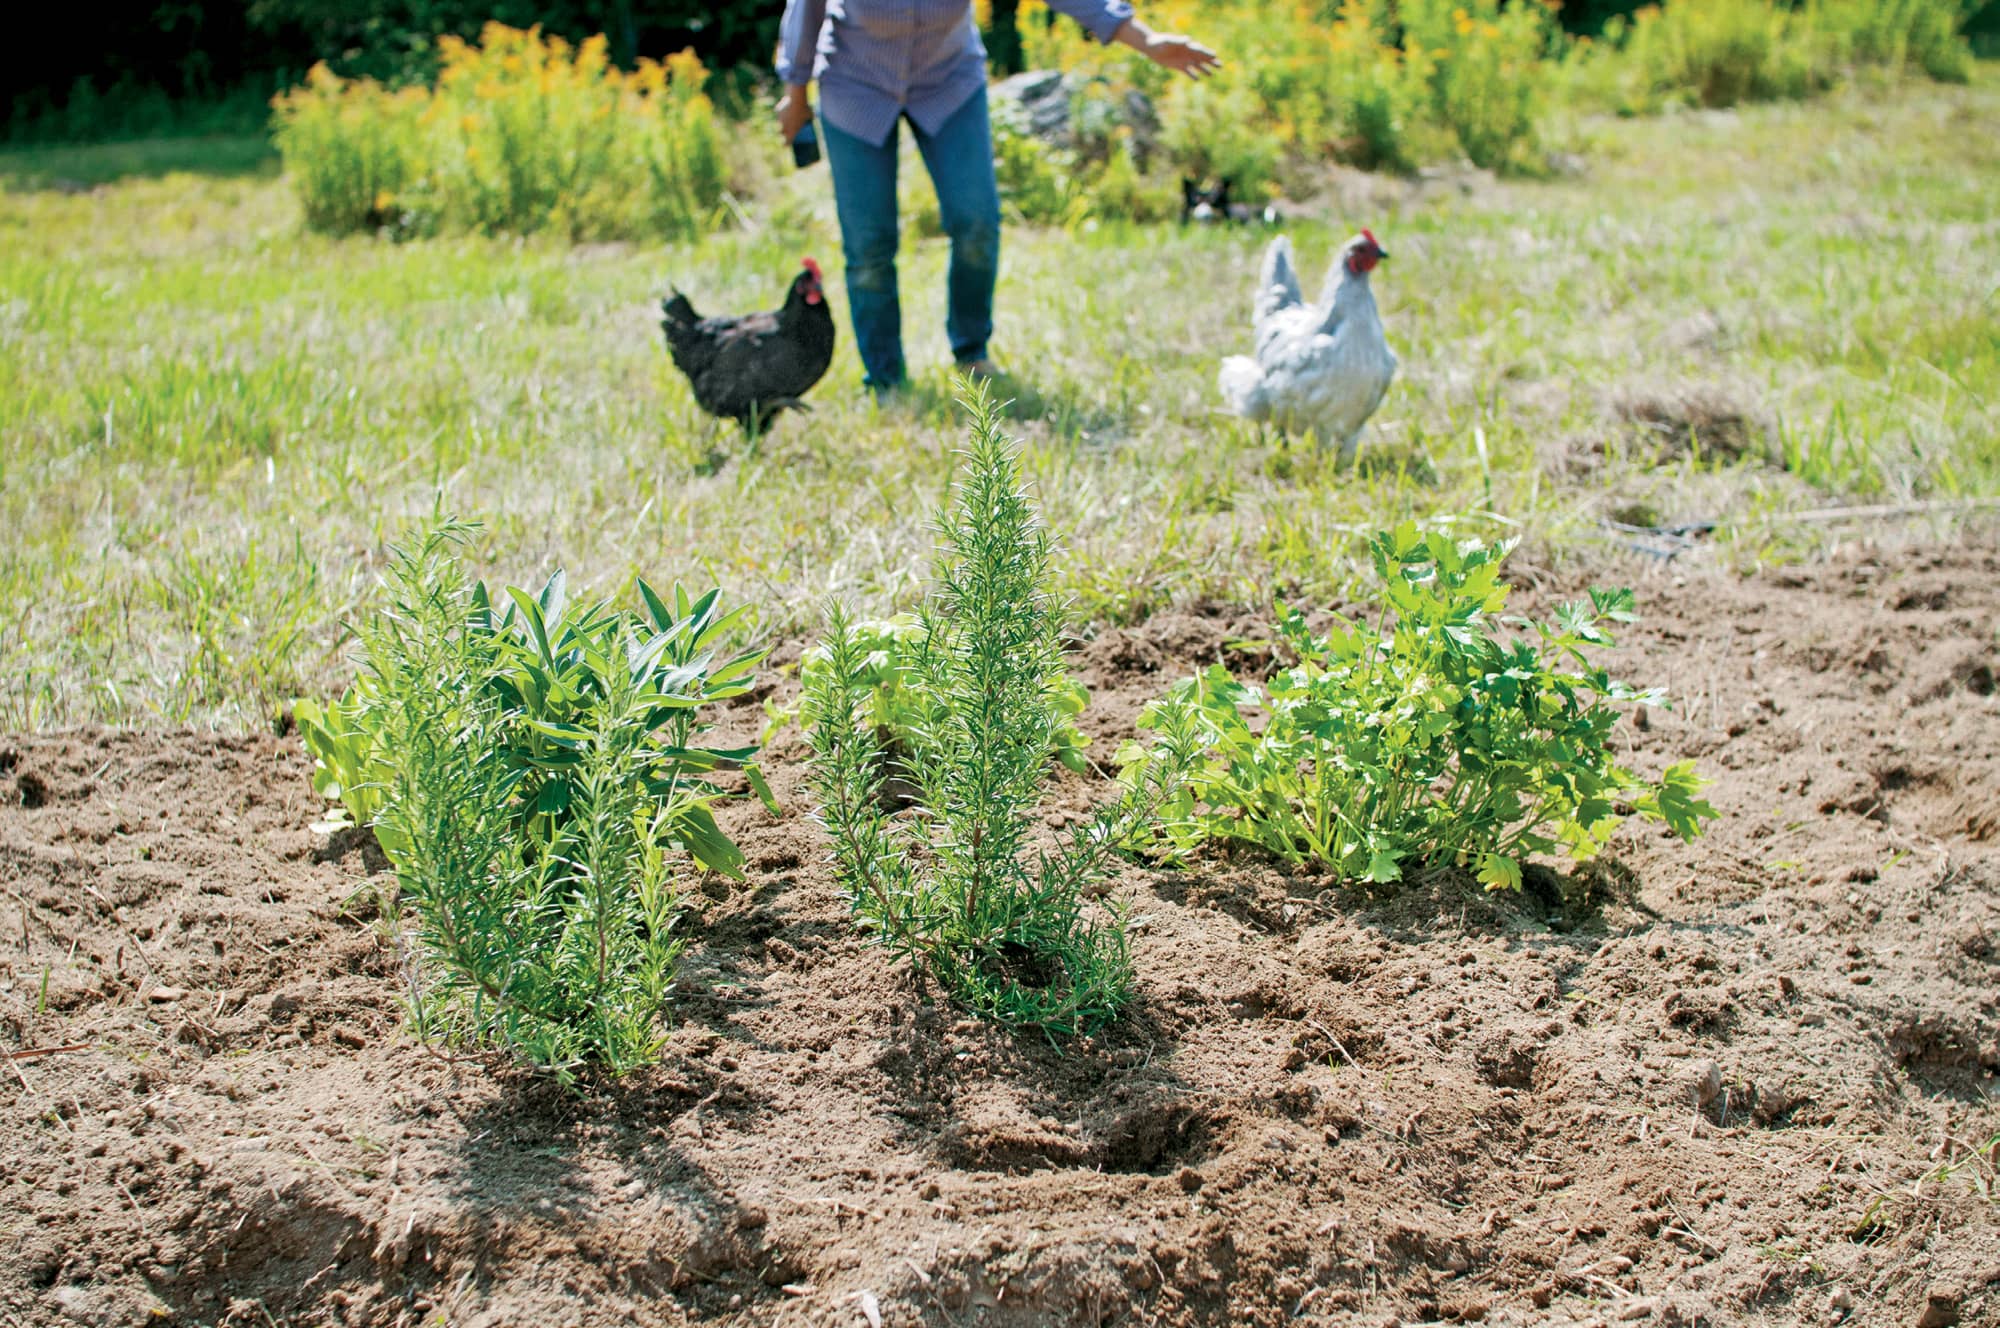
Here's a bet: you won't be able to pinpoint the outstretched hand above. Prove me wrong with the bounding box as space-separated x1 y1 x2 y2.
1141 32 1221 77
1113 20 1220 78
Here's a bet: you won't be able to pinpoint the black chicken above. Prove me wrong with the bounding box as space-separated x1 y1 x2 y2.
660 258 836 432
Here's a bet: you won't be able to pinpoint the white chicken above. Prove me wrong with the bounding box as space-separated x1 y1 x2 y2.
1217 230 1397 465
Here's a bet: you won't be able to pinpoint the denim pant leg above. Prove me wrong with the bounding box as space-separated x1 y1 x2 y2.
822 116 905 388
913 88 1002 366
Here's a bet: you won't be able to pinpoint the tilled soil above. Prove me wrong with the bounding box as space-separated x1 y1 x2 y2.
1 539 1996 1328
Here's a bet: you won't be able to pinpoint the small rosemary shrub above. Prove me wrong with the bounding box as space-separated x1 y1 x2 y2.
326 517 764 1080
803 389 1198 1036
765 610 1093 776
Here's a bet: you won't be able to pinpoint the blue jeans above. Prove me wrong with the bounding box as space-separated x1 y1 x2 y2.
821 89 1001 389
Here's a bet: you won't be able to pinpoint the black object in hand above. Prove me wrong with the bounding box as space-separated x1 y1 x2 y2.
792 123 821 169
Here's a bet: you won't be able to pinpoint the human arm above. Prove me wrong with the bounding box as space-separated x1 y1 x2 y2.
1038 0 1219 75
774 0 829 142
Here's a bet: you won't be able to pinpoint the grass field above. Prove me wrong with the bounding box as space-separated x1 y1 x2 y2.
2 70 1996 732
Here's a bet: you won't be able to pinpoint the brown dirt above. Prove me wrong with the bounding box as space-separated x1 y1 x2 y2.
3 540 1997 1328
1607 381 1771 465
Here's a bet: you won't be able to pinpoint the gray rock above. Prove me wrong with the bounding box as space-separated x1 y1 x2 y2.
992 70 1074 147
990 68 1157 161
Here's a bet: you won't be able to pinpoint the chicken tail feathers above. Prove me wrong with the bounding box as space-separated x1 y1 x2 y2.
1254 235 1304 328
661 289 700 328
1218 355 1267 418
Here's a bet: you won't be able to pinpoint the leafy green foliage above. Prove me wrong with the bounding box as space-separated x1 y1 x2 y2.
1570 0 1974 114
802 389 1199 1037
769 611 1092 776
270 25 727 240
303 516 766 1080
990 114 1090 228
1813 0 1976 82
1121 522 1716 890
294 691 407 857
1013 0 1972 208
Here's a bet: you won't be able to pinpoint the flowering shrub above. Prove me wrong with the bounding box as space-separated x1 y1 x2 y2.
1010 0 1970 208
272 23 727 239
1401 0 1560 171
1024 0 1556 182
1814 0 1974 83
269 68 429 234
1592 0 1824 109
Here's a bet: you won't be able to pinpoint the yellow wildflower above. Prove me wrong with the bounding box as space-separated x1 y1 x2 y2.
666 48 708 91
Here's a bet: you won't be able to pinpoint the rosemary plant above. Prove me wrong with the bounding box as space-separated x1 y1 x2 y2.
337 517 763 1081
804 389 1198 1036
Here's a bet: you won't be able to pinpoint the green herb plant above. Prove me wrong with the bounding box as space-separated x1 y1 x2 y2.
767 610 1093 777
309 516 767 1080
1123 522 1715 891
802 389 1199 1037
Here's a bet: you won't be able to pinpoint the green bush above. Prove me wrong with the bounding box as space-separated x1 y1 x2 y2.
1121 523 1716 890
1402 0 1562 170
1156 76 1284 200
303 517 768 1080
1609 0 1823 109
1812 0 1975 82
270 23 728 240
1005 0 1972 214
802 388 1198 1036
991 114 1090 227
1582 0 1971 113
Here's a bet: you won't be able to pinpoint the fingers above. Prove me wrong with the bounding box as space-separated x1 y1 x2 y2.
1157 36 1221 78
775 94 810 143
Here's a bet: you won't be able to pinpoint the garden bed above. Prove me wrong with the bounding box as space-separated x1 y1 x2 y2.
2 537 1996 1327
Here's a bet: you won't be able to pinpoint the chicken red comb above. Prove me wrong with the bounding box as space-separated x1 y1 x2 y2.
802 257 823 281
1361 228 1379 248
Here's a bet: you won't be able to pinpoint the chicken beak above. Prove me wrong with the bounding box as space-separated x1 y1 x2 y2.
1376 246 1390 261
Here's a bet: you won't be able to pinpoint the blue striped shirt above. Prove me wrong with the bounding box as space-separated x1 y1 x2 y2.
778 0 1135 146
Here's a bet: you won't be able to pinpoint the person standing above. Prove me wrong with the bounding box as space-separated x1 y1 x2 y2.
774 0 1218 392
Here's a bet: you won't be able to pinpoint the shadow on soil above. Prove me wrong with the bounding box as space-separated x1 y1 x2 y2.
434 1066 797 1315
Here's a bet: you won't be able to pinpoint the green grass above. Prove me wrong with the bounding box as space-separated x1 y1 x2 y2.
2 72 1998 731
